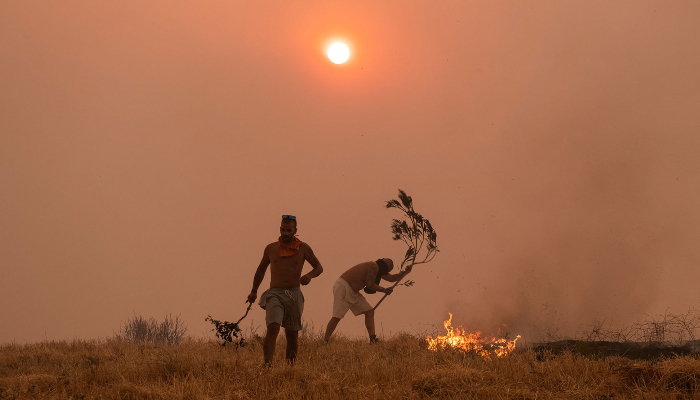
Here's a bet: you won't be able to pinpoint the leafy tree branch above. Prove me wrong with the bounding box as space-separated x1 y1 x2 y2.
374 189 438 310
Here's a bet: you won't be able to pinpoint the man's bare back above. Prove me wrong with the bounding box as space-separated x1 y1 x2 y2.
340 261 378 292
324 258 409 343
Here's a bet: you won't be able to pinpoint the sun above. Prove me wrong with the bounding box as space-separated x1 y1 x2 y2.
327 42 350 64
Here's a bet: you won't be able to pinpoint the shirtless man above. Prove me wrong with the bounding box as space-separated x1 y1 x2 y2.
246 215 323 366
323 258 411 343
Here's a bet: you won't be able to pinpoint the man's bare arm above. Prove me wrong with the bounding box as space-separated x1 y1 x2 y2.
364 263 379 287
381 264 413 282
366 280 392 294
381 274 401 283
247 247 271 302
300 244 323 285
363 262 393 294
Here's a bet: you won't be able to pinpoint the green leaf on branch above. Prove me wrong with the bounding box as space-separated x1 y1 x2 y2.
398 190 413 209
386 199 402 209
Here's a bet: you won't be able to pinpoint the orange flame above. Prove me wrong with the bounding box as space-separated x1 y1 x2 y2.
426 313 521 359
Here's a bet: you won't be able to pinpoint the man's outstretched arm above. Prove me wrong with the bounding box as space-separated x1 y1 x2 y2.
381 264 413 283
247 247 271 303
300 244 323 285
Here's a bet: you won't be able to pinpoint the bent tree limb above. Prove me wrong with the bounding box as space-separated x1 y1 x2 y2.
237 301 253 325
205 302 253 347
374 189 438 310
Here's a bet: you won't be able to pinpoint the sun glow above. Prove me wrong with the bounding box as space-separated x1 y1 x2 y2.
327 42 350 64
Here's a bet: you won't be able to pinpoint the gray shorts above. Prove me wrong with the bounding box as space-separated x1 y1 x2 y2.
258 287 304 331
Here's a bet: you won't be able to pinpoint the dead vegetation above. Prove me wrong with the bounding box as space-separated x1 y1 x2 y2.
114 314 187 346
205 302 253 348
578 308 700 346
1 334 698 399
529 309 700 361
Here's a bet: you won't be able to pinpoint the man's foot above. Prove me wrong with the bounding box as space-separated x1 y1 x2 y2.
259 362 272 370
369 335 379 344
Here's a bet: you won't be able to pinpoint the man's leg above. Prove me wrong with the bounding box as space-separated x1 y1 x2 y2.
324 317 341 342
284 329 299 365
364 309 379 343
263 323 281 366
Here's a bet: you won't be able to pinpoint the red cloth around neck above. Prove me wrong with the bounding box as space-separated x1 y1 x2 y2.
279 236 301 257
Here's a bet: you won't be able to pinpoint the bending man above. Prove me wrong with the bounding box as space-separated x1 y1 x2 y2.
323 258 411 344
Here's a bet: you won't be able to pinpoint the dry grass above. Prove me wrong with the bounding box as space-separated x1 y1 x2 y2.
1 334 699 399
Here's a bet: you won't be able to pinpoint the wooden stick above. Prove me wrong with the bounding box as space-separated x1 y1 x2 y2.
237 302 253 325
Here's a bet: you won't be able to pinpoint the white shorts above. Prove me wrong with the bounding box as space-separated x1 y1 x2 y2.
332 278 373 319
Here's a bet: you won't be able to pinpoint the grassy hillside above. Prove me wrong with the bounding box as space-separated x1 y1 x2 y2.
1 335 699 399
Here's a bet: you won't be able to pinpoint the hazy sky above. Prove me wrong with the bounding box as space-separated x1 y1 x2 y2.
2 1 699 343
